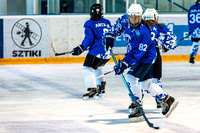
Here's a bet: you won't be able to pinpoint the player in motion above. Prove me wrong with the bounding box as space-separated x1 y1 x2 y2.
142 8 177 109
103 3 178 121
188 0 200 64
71 3 111 100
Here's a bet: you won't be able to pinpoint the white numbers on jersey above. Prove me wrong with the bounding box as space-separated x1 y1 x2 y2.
139 43 147 51
103 28 109 34
189 13 200 24
151 32 156 40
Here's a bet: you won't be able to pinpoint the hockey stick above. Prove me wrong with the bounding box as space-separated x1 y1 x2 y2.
177 34 190 44
51 42 73 56
96 70 114 78
110 49 163 129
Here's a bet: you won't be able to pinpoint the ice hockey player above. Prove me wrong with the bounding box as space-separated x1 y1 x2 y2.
71 3 111 100
142 8 177 109
103 3 178 122
188 0 200 64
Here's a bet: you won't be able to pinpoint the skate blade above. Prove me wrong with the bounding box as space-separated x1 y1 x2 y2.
82 96 99 100
98 94 104 99
156 108 162 113
165 101 179 117
129 116 144 122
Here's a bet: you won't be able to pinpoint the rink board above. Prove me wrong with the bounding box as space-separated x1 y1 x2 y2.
0 14 196 64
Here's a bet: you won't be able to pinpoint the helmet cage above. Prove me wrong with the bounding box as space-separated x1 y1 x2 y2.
128 16 142 28
90 4 103 16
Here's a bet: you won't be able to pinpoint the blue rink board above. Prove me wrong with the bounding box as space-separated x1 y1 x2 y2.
114 23 191 47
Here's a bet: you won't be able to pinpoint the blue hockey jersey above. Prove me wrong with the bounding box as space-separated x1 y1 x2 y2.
150 24 177 50
188 4 200 38
109 15 156 65
81 17 111 59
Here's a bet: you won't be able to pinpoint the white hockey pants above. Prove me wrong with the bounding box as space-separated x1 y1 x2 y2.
82 66 104 89
190 41 200 58
126 74 167 105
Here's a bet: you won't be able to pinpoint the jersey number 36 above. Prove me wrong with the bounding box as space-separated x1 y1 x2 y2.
189 13 200 24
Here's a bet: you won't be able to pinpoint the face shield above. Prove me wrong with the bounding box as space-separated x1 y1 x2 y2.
128 15 142 28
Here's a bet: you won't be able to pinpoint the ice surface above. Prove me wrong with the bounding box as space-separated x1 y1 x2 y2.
0 62 200 133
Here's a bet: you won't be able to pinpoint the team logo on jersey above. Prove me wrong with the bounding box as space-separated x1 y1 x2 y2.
135 30 140 37
11 18 42 49
121 19 127 23
192 27 200 38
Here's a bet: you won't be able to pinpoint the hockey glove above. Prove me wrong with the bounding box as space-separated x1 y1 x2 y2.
114 59 129 75
72 45 84 55
102 33 115 51
162 45 169 53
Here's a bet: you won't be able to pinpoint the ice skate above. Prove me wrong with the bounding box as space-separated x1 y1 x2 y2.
97 81 106 99
162 95 179 117
155 98 163 111
82 88 99 100
128 102 144 122
189 57 195 64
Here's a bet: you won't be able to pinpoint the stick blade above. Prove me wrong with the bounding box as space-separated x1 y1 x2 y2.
51 42 57 55
96 75 104 78
152 123 164 129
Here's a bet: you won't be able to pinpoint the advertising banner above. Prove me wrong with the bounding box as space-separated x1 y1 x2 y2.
4 17 49 58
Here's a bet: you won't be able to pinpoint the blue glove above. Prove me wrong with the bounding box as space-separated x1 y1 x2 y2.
102 33 115 51
72 45 84 55
114 59 128 75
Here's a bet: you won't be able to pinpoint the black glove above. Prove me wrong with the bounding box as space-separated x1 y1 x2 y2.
114 59 128 75
102 33 115 51
162 45 169 53
72 45 84 55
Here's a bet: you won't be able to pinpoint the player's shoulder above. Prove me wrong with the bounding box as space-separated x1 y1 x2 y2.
140 23 150 32
100 17 109 22
157 24 167 30
139 23 151 37
121 14 128 19
190 4 196 9
85 19 94 24
120 14 129 22
84 19 96 28
84 19 91 26
115 14 128 23
189 4 197 11
150 24 158 29
100 17 111 24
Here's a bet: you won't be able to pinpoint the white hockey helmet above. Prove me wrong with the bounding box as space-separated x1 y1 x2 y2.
127 4 143 28
143 8 158 21
127 4 143 16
